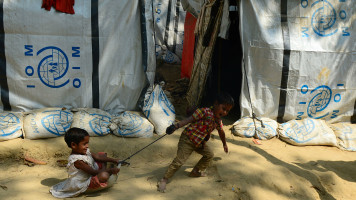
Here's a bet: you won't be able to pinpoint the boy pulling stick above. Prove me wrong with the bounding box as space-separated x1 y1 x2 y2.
158 92 234 192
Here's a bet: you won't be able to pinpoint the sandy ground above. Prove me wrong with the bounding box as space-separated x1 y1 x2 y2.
1 124 356 200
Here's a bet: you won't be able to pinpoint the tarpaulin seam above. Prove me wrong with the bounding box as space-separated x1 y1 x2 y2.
172 0 181 53
277 0 290 123
136 0 150 110
352 100 356 124
163 0 172 49
0 2 10 111
91 0 99 108
139 0 148 73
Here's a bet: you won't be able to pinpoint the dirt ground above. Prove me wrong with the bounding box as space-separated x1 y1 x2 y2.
1 126 356 200
1 64 356 200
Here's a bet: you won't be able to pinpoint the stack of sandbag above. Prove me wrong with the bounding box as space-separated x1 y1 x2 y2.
278 118 337 147
142 83 175 135
231 117 278 140
0 111 23 141
23 108 73 139
329 123 356 151
110 111 154 138
71 108 112 136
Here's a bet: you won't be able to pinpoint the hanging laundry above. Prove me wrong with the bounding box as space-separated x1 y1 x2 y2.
41 0 55 11
41 0 75 14
55 0 75 14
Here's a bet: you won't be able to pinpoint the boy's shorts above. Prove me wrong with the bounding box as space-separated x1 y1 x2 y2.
88 152 108 190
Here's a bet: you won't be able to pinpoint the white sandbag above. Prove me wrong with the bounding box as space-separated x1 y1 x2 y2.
278 118 337 146
0 112 23 141
111 111 154 138
330 123 356 151
142 84 175 135
231 117 278 140
23 108 73 139
71 108 112 137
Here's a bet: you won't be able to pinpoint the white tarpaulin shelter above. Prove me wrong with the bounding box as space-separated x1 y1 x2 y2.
0 0 156 114
240 0 355 124
153 0 186 64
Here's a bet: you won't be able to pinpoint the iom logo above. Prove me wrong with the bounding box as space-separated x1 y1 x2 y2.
37 47 69 88
284 119 316 143
24 45 82 89
41 110 73 136
311 0 337 37
297 84 342 120
0 113 21 137
301 0 350 37
89 114 111 136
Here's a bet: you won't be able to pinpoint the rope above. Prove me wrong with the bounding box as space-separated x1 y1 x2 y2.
119 134 168 164
237 8 264 137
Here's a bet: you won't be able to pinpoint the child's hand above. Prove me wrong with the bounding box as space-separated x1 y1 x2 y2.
109 167 120 175
166 124 177 135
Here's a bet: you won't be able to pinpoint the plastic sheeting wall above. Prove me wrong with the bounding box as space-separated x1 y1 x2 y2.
153 0 186 64
0 0 156 114
240 0 355 123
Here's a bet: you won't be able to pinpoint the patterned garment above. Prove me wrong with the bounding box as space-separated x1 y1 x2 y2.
183 107 223 147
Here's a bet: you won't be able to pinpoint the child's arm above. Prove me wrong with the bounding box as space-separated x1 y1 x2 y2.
74 160 120 176
91 153 119 165
175 116 194 129
217 129 228 153
167 116 194 135
74 160 105 176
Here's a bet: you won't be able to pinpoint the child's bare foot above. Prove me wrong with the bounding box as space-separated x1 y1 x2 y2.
189 168 207 177
157 178 167 193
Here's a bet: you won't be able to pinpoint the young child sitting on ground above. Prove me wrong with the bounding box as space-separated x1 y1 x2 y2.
157 92 234 192
50 128 120 198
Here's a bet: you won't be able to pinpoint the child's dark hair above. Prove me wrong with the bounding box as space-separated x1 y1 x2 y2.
215 92 235 107
64 128 89 148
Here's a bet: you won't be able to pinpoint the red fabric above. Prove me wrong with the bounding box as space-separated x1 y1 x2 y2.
88 152 107 189
42 0 75 14
88 176 108 189
42 0 55 11
181 12 197 79
55 0 75 14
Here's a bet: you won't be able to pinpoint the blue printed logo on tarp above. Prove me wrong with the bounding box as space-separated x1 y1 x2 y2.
24 45 82 89
37 47 69 88
298 84 342 120
0 113 21 137
41 110 73 136
301 0 350 37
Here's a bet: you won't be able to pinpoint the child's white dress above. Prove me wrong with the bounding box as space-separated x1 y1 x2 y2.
50 149 99 198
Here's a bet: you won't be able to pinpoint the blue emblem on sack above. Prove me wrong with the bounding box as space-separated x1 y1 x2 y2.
284 119 316 143
244 123 277 139
159 88 175 116
89 114 111 136
41 110 73 136
117 112 143 136
0 113 21 137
